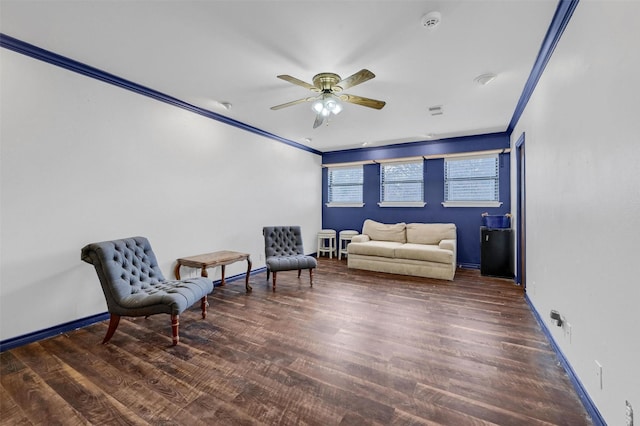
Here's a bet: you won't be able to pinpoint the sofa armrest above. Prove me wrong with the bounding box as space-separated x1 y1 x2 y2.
439 239 456 252
351 234 371 243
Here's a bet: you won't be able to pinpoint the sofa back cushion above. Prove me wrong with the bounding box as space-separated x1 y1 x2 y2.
362 219 406 243
406 223 456 245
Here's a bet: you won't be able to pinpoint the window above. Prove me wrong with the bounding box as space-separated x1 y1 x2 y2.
379 160 425 207
443 154 501 207
327 165 363 206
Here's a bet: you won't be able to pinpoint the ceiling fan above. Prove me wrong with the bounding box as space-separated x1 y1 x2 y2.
270 69 386 128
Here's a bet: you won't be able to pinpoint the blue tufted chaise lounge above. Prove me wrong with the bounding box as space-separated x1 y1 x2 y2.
263 226 317 291
81 236 214 346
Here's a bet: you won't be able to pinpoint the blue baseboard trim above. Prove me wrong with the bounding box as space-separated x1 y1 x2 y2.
0 267 270 352
212 267 267 287
0 312 110 353
525 295 606 426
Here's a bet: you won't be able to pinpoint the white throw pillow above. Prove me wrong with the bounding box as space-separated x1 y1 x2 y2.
406 223 456 245
362 219 407 243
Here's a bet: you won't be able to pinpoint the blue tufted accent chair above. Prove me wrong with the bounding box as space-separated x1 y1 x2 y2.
263 226 317 291
81 236 214 346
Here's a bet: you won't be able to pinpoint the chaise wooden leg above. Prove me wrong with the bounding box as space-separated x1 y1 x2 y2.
201 296 209 319
272 271 277 292
298 269 302 278
171 314 179 346
102 314 120 344
309 268 314 286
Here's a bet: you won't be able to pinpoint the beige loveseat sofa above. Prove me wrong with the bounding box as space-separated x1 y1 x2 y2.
347 219 457 280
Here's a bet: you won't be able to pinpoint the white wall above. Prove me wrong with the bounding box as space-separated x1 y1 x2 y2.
511 2 640 424
0 49 322 341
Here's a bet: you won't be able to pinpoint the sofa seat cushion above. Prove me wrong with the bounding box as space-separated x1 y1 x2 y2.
117 278 212 315
394 243 454 264
266 254 317 272
347 241 403 258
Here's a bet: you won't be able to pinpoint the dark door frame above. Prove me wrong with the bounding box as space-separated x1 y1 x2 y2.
515 133 526 289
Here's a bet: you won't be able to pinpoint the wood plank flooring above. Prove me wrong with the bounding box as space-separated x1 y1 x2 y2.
1 258 592 425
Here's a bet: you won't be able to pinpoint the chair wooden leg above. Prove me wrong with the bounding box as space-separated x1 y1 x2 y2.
309 268 314 286
266 269 270 281
298 269 302 278
201 296 209 319
272 271 277 292
171 314 179 346
102 314 120 344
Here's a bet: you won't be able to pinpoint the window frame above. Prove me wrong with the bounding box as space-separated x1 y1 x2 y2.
326 164 365 207
442 153 503 208
378 160 426 208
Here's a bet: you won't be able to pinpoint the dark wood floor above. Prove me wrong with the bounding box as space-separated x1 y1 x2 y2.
1 258 592 425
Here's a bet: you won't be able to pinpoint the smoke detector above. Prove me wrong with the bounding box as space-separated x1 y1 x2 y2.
421 11 441 29
212 100 232 110
474 73 497 86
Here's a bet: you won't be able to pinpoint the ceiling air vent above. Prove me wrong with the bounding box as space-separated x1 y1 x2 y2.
429 105 443 116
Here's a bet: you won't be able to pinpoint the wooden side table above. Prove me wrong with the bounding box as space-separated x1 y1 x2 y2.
175 250 252 292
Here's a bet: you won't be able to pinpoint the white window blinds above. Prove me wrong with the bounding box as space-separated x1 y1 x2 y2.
380 161 424 202
328 166 363 203
444 155 499 202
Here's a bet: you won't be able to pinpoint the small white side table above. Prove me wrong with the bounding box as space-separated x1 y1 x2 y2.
338 230 359 260
317 229 337 258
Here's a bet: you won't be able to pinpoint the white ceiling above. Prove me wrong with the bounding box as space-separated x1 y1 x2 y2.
1 0 559 152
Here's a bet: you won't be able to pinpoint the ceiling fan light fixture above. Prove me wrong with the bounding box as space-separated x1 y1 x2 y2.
272 69 384 128
312 100 324 113
328 100 342 114
312 94 343 116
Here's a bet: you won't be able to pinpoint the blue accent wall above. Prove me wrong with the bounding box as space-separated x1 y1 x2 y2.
322 133 511 268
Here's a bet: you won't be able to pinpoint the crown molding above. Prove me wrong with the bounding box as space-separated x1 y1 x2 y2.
507 0 580 134
0 33 322 156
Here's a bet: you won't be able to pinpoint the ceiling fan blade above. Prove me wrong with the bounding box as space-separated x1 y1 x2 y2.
340 94 386 110
277 75 320 92
336 69 375 91
270 96 316 110
313 113 325 128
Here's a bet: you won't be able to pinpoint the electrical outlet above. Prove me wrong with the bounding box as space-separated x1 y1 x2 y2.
626 400 634 426
595 360 603 389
